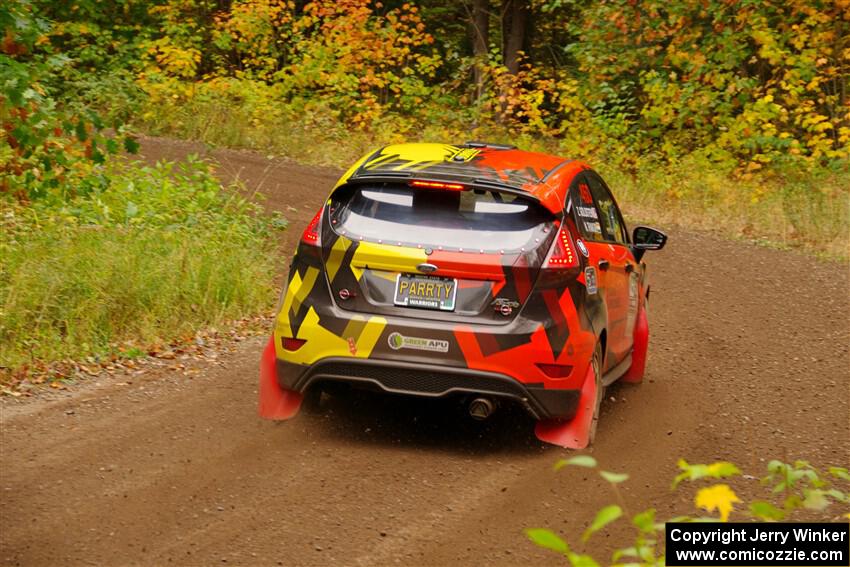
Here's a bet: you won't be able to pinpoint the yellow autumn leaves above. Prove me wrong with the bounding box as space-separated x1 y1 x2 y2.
695 484 742 522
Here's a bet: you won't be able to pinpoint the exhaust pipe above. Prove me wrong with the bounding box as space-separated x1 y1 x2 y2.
468 397 495 420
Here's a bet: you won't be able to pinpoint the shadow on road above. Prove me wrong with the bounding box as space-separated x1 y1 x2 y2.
296 387 552 457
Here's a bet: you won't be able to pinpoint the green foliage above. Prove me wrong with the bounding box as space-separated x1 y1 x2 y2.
555 455 598 470
566 0 849 170
761 460 850 514
599 471 629 484
0 158 279 377
0 1 281 386
0 0 137 200
527 528 570 555
583 505 623 543
525 528 601 567
528 457 850 566
13 0 849 172
672 460 741 488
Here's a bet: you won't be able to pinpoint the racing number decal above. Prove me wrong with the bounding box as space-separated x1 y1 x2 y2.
584 267 598 295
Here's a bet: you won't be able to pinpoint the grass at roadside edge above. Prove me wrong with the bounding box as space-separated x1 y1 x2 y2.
0 158 280 385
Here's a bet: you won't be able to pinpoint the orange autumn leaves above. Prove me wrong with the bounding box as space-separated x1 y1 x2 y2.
148 0 440 125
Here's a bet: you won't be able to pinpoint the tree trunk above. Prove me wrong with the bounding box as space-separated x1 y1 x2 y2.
470 0 490 100
502 0 527 75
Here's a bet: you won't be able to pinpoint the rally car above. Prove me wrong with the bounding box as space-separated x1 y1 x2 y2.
259 142 667 448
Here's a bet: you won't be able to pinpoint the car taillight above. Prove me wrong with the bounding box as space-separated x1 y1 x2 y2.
300 208 322 246
410 180 466 191
281 337 306 351
545 228 579 268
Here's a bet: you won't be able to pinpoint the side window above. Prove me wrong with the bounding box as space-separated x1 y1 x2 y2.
569 175 604 241
587 174 627 245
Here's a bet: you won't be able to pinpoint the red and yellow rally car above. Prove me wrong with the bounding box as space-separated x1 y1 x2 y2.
259 142 667 448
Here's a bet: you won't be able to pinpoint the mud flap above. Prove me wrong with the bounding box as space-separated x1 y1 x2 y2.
534 362 597 449
258 336 303 420
622 306 648 384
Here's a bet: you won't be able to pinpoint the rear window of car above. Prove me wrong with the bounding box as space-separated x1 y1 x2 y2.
329 184 555 253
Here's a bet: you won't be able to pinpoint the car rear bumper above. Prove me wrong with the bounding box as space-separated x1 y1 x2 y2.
276 356 580 420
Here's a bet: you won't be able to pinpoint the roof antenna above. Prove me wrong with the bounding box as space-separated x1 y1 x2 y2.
464 141 517 150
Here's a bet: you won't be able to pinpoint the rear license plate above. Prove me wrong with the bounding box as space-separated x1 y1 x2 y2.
394 274 457 311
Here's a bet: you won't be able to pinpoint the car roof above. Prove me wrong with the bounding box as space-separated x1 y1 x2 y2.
341 142 589 214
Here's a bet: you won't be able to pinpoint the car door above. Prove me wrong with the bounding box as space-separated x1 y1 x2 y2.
570 172 637 366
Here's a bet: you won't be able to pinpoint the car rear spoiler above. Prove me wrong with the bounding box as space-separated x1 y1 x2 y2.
342 171 545 205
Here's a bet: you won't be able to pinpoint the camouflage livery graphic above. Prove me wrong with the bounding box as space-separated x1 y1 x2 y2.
259 142 667 448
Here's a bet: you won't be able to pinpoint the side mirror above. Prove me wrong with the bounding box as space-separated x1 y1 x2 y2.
632 226 667 261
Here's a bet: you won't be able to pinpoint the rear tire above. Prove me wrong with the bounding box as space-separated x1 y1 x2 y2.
533 342 605 449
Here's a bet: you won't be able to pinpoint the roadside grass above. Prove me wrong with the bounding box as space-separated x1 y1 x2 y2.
0 158 278 382
603 163 850 260
140 97 850 261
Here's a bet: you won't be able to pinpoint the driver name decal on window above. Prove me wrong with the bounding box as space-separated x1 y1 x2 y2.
583 221 602 234
577 205 598 219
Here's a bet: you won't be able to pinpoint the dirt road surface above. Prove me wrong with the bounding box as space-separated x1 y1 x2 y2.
2 138 848 566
